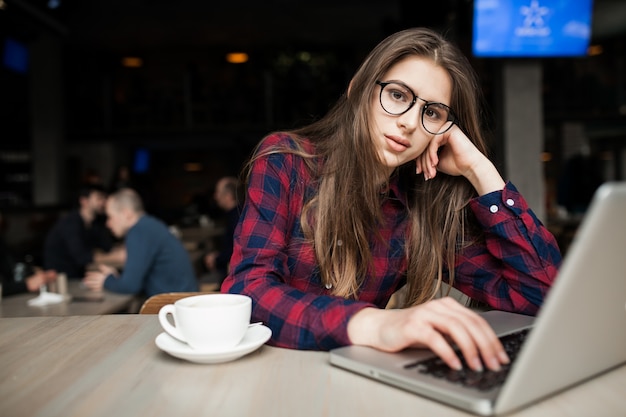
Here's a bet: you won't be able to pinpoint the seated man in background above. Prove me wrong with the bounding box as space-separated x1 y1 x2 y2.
203 176 241 285
83 188 198 297
1 217 57 296
44 183 125 279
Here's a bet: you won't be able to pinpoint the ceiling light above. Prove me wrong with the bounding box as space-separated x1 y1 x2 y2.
226 52 249 64
587 45 603 56
184 163 203 172
121 57 143 68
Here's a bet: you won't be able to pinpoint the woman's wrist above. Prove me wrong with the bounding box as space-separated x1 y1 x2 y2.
347 307 377 346
465 159 505 196
347 307 395 348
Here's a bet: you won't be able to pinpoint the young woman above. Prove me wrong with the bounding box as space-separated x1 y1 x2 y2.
221 28 561 372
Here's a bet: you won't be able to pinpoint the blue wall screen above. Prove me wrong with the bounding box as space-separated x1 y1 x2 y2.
473 0 594 57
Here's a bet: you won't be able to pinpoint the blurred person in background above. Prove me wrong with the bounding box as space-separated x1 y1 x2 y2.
109 164 134 193
43 183 125 279
83 188 198 297
203 176 241 285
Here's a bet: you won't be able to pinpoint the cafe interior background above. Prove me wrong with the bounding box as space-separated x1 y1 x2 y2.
1 0 625 264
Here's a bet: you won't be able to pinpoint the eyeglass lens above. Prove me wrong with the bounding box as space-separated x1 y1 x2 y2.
378 82 454 135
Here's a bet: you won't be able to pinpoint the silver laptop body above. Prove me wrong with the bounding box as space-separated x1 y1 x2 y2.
330 181 626 416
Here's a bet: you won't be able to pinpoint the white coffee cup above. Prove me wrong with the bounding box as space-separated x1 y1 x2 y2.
158 294 251 351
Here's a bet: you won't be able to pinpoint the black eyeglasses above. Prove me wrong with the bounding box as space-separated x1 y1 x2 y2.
376 81 457 135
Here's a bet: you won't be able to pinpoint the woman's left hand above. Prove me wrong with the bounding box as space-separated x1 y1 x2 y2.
416 126 483 180
415 126 505 196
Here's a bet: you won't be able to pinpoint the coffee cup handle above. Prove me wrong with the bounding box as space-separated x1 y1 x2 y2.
158 304 187 343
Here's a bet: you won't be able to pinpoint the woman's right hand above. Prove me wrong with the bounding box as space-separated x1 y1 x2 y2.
347 297 509 371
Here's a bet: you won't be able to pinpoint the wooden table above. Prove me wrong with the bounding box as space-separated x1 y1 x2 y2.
0 280 137 317
0 315 624 417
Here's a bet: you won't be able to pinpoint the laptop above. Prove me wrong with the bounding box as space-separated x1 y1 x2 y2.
330 181 626 416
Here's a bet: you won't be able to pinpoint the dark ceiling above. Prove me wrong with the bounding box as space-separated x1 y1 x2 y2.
4 0 421 52
3 0 626 138
5 0 625 53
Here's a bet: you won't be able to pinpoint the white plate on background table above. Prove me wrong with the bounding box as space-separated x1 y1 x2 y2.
155 324 272 364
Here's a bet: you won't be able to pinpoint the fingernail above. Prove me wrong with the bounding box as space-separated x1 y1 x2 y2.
471 358 483 372
451 358 462 371
488 358 501 371
499 351 510 364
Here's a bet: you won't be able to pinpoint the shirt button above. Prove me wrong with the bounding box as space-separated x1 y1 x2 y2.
506 198 514 206
325 283 332 289
489 204 499 213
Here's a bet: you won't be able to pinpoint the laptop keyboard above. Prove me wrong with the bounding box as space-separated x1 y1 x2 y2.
404 328 531 392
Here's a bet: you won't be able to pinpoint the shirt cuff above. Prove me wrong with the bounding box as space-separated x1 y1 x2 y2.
469 181 529 226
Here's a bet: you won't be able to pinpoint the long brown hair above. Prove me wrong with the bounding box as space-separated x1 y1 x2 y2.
245 28 489 306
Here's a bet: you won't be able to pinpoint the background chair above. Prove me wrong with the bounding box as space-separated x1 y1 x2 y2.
139 291 218 314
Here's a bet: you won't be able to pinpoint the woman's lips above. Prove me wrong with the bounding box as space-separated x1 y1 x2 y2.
385 135 410 152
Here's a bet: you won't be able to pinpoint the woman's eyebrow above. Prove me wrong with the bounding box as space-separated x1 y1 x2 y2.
382 79 450 105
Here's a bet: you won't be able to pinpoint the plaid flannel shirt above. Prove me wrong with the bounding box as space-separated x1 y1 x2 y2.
222 133 561 350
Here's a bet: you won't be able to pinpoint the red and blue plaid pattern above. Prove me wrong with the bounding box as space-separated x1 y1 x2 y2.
222 133 561 350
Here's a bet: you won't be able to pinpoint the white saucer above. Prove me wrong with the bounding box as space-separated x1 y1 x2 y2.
27 291 65 306
155 324 272 364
